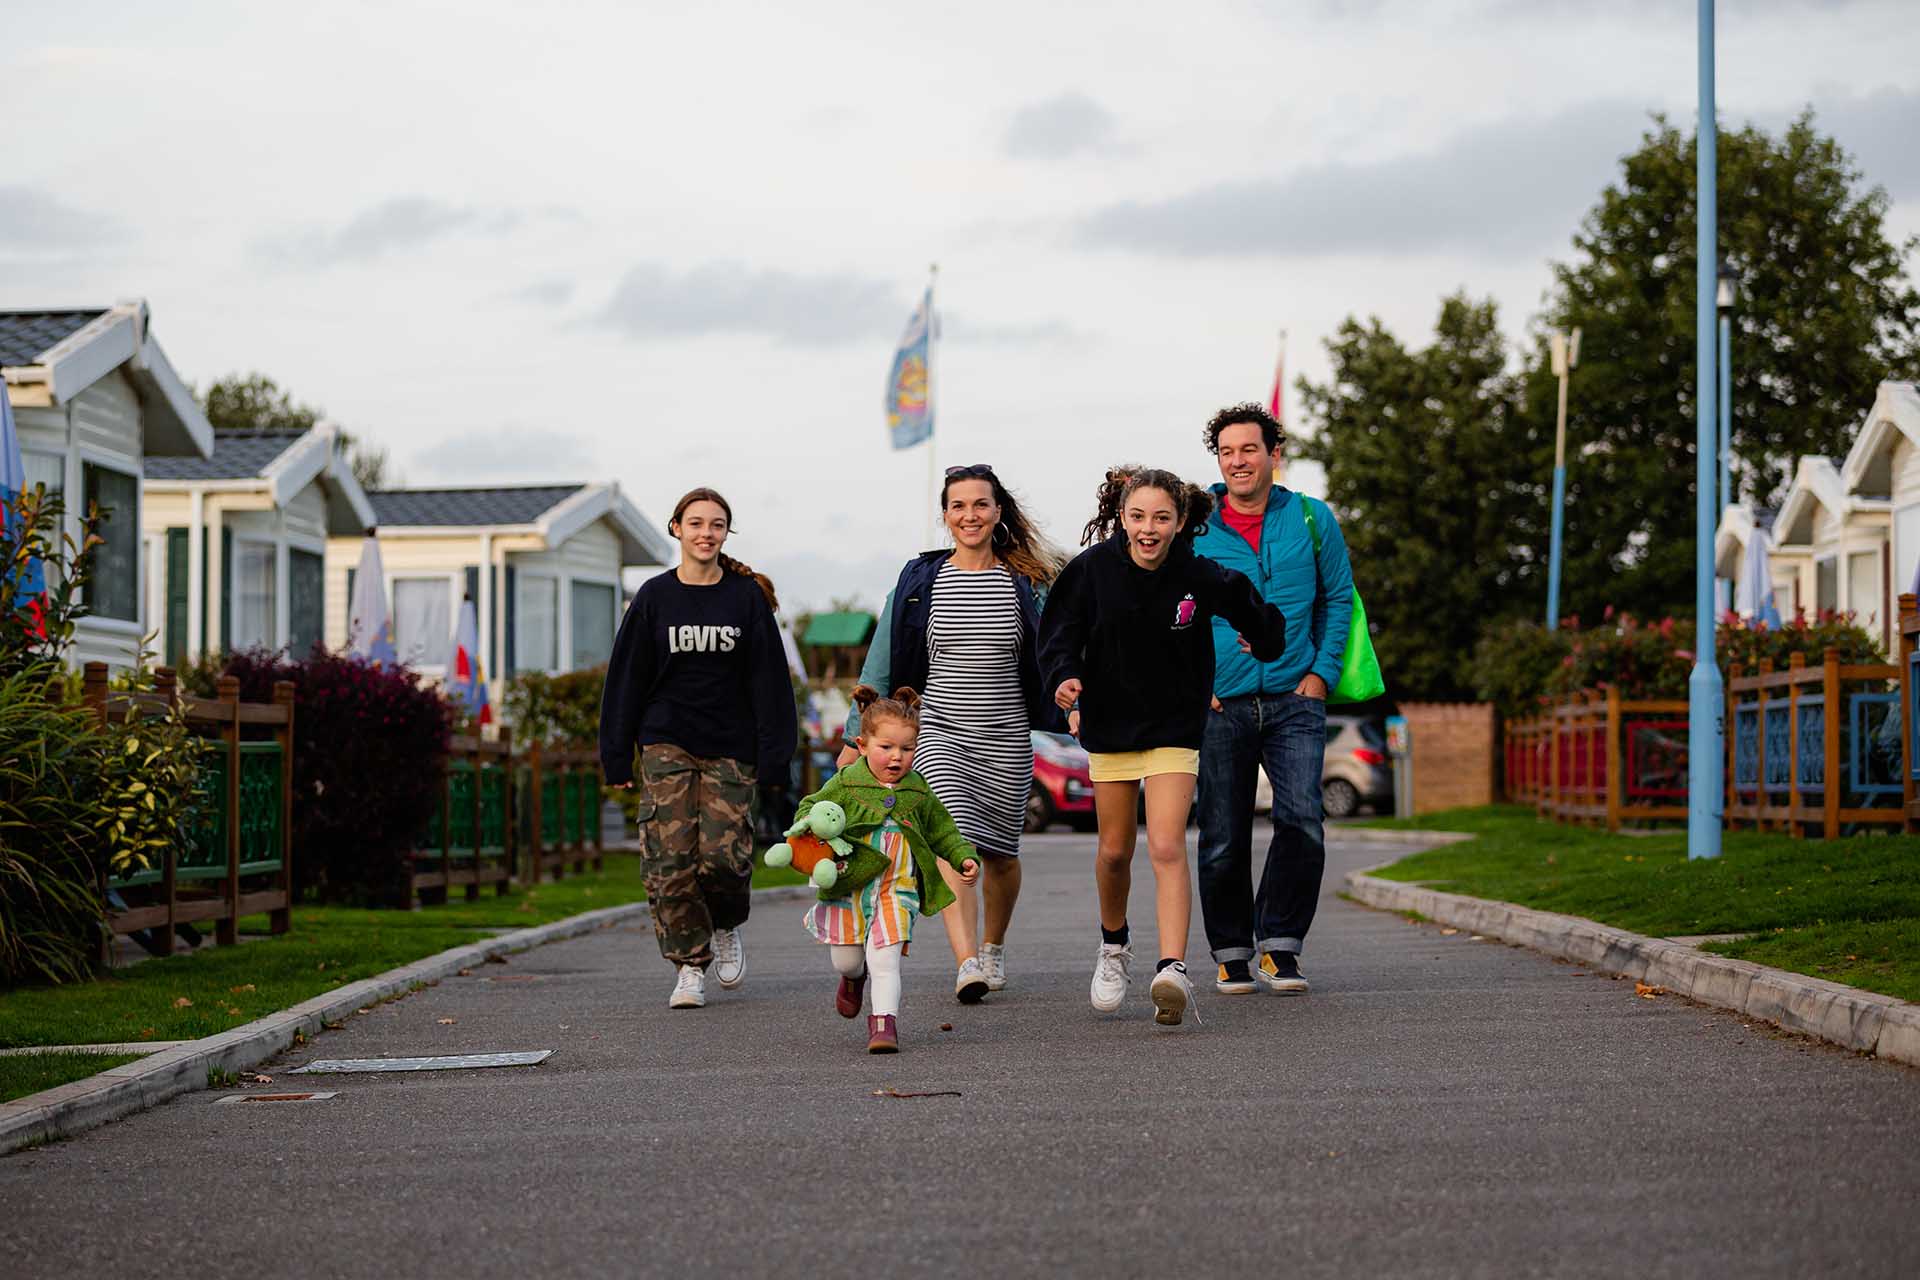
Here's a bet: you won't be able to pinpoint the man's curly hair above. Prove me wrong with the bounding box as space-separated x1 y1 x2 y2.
1202 402 1284 455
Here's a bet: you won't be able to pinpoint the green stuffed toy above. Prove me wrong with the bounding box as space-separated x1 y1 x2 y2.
764 800 854 889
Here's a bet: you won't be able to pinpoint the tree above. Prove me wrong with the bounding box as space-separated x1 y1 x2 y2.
1528 111 1920 620
1297 294 1539 701
197 373 397 491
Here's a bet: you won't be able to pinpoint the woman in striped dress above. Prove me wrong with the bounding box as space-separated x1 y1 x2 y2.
841 465 1065 1002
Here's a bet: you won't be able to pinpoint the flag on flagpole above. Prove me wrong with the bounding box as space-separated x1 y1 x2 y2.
448 596 492 725
885 286 934 450
1 387 49 639
347 535 398 664
1267 329 1287 424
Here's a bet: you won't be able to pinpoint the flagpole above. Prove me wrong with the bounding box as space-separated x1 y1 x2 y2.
1271 328 1288 485
926 262 939 548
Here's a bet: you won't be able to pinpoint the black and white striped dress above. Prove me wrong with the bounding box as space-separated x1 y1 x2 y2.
914 562 1032 858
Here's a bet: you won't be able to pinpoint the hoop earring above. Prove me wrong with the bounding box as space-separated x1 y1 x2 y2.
992 522 1011 548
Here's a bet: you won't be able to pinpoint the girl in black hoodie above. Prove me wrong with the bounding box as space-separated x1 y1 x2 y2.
1039 467 1286 1027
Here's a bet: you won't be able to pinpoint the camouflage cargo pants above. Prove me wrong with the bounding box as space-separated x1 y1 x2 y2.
637 743 756 968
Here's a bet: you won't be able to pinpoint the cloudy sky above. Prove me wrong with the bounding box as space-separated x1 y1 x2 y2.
5 0 1917 611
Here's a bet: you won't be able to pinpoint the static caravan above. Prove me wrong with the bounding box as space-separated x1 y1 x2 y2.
1770 455 1892 647
325 482 672 701
143 425 375 665
1838 381 1920 649
1 303 213 671
1713 502 1805 622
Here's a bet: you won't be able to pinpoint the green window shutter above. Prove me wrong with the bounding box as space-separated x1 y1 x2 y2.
504 564 517 674
165 528 189 668
220 526 233 653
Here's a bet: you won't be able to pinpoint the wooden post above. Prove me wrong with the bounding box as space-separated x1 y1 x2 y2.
1756 659 1774 833
82 661 109 721
1786 653 1805 837
1901 594 1917 833
1604 685 1623 832
216 675 241 946
528 740 545 885
499 726 516 893
1823 646 1842 840
1725 664 1741 830
593 764 606 872
272 681 295 935
1546 704 1561 824
467 738 483 901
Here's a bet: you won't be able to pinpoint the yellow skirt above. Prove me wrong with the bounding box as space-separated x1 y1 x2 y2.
1086 747 1200 783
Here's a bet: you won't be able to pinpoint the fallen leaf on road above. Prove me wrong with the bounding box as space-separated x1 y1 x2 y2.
173 997 193 1008
241 1072 272 1084
355 1007 372 1015
485 954 508 965
872 1088 962 1099
1634 982 1666 999
1470 935 1487 941
437 1017 457 1025
321 1019 343 1029
457 968 474 977
1440 928 1460 936
939 1023 954 1032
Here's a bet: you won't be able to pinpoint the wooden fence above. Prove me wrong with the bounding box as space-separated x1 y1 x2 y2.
524 742 605 884
410 735 607 903
89 662 296 956
1503 687 1690 830
1725 647 1906 838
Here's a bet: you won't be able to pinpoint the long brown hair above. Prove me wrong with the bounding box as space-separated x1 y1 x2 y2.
669 487 779 610
939 466 1066 586
1080 466 1215 548
851 684 921 738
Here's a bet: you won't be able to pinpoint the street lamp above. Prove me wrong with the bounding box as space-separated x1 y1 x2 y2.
1689 0 1724 860
1545 327 1581 631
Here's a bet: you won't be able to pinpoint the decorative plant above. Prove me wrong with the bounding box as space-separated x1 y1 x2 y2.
503 666 606 746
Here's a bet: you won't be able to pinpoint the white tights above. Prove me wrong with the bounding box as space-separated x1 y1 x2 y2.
831 940 903 1017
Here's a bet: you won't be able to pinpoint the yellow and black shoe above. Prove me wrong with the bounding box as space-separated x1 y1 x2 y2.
1258 952 1310 995
1215 960 1257 994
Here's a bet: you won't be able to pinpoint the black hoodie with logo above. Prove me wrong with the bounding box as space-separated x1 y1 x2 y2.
598 570 798 786
1038 531 1286 754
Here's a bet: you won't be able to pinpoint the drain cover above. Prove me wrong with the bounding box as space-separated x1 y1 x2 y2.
214 1091 337 1104
289 1050 553 1074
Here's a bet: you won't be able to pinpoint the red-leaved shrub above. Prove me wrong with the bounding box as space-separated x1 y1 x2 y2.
214 649 454 906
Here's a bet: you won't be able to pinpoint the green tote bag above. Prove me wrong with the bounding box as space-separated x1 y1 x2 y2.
1299 497 1385 704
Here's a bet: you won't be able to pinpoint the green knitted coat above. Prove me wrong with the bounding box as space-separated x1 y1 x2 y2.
794 758 978 914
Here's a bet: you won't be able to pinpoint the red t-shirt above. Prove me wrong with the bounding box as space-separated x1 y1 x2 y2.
1221 501 1263 551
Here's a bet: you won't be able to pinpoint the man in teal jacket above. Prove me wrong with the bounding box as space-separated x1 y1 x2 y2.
1192 403 1353 996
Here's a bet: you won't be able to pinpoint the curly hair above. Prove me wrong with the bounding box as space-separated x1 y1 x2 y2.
1202 402 1284 456
1079 466 1216 547
938 467 1067 586
851 684 921 738
669 487 779 611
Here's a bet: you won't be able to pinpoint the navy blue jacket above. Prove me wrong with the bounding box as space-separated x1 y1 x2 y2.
845 550 1057 739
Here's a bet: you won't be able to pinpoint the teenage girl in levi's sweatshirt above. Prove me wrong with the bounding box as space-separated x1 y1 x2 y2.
1038 467 1287 1028
599 487 798 1012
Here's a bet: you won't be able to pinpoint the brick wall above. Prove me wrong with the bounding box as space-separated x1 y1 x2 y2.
1400 702 1496 815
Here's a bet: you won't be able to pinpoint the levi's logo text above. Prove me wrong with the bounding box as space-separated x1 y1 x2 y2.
1171 594 1197 630
668 624 740 653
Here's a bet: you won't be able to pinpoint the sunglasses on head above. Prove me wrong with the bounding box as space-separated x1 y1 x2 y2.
944 463 996 480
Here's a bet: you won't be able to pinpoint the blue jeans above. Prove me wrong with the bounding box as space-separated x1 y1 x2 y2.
1196 692 1326 962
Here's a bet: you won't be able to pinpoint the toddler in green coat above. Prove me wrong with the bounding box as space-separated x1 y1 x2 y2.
781 686 978 1053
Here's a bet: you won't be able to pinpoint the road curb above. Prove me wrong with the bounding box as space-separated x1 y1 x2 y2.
1343 865 1917 1068
1328 827 1477 848
0 884 813 1155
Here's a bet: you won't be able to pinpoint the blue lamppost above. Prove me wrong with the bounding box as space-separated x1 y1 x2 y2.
1545 328 1580 631
1689 0 1724 860
1716 264 1736 613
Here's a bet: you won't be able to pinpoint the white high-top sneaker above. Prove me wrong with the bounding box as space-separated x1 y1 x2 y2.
1149 961 1194 1026
979 942 1007 991
669 964 706 1009
712 928 745 989
1090 942 1132 1012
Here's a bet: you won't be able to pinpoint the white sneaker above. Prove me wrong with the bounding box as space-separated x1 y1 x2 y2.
979 942 1008 991
955 956 989 1004
1090 942 1132 1012
712 928 745 989
1150 962 1194 1026
669 964 706 1009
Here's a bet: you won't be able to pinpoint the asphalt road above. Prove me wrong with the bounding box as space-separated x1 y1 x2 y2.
4 829 1919 1278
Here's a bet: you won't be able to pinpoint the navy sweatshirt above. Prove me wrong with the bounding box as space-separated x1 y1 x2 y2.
1038 532 1287 753
598 570 798 786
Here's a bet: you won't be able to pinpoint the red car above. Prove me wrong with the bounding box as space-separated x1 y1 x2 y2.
1028 731 1096 832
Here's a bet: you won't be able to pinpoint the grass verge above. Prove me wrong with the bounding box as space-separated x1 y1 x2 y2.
1359 806 1920 1003
0 852 808 1097
1 1052 144 1105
